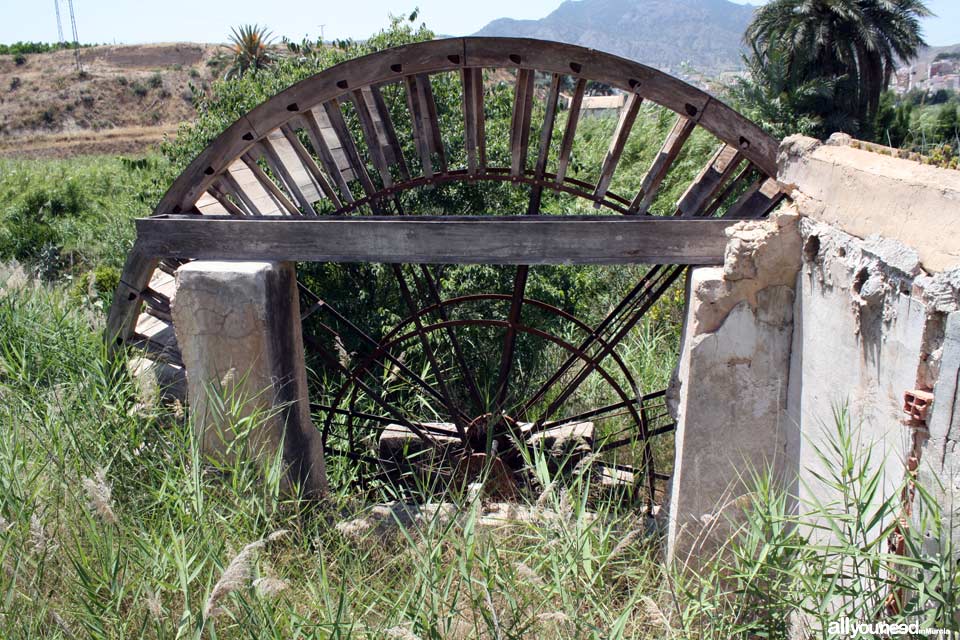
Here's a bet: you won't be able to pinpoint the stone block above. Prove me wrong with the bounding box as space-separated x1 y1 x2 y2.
172 260 326 496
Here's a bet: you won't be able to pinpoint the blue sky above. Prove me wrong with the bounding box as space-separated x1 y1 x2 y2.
2 0 957 47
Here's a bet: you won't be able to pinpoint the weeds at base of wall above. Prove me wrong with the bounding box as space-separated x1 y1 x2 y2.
1 278 959 638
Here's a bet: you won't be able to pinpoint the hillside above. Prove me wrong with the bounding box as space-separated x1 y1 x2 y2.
910 43 960 70
0 43 224 158
474 0 758 75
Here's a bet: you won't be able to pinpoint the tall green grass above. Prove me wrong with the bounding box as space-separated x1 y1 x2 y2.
3 267 959 639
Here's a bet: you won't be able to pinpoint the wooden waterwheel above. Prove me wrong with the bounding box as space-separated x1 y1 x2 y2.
107 37 784 508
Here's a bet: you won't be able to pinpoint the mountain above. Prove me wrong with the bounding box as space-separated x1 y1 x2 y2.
473 0 759 76
907 43 960 70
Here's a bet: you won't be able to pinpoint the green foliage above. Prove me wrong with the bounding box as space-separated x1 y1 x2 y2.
0 156 163 279
727 45 839 139
743 0 932 139
1 279 959 636
680 407 960 636
0 41 93 55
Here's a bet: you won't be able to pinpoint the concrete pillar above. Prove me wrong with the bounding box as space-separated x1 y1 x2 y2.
172 261 326 496
666 210 802 565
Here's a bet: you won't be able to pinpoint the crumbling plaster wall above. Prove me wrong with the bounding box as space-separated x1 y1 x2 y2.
667 134 960 561
666 210 802 564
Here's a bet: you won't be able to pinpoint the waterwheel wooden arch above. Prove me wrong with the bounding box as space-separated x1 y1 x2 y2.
107 37 785 508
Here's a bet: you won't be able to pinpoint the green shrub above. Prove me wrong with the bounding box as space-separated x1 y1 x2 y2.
0 156 160 279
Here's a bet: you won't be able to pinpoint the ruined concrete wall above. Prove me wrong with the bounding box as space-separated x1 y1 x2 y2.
779 134 960 273
667 134 960 562
666 211 802 564
782 136 960 551
788 219 930 534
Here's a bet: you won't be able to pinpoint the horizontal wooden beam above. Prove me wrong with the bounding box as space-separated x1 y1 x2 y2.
135 215 735 265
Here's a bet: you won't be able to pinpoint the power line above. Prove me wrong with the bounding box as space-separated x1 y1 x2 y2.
54 0 65 43
66 0 81 72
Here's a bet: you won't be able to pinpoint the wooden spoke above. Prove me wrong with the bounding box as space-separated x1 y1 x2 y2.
259 137 319 215
461 67 486 175
528 73 562 214
350 86 409 188
280 124 343 209
300 110 355 202
322 99 378 197
206 182 246 217
629 115 697 214
510 68 536 178
555 78 586 186
405 74 446 177
723 176 784 219
240 152 301 216
676 144 742 217
593 92 643 205
225 160 284 215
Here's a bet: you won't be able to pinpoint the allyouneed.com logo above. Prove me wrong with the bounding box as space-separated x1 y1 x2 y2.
828 618 953 637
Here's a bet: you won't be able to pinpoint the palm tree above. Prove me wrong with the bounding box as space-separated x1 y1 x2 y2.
225 24 276 79
745 0 931 136
728 45 844 139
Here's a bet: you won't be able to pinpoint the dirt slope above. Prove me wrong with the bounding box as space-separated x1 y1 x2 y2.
0 43 224 158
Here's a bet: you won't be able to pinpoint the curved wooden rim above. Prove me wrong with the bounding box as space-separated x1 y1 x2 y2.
155 36 778 215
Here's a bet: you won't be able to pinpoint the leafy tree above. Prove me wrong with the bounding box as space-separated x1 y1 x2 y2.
224 24 276 80
727 45 840 139
935 102 959 141
873 91 913 147
745 0 931 138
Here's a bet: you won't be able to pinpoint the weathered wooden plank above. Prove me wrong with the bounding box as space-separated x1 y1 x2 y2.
461 67 486 175
259 138 318 215
350 86 409 187
195 190 230 216
405 74 434 178
299 110 355 203
219 171 257 215
136 215 735 265
323 99 378 196
206 182 246 217
555 78 586 185
420 75 446 172
405 74 445 178
368 85 410 180
280 124 343 209
225 160 284 215
266 130 324 205
676 144 742 217
593 92 642 204
722 176 783 219
510 68 536 177
241 153 301 216
629 115 696 214
528 73 562 214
